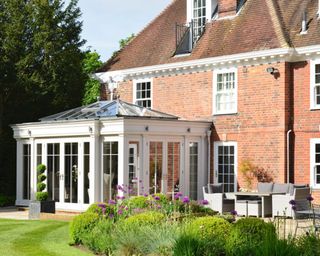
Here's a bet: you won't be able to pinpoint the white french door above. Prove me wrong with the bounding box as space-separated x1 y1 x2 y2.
214 141 237 192
128 144 138 196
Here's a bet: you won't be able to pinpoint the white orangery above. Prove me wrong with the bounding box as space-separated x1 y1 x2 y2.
11 100 211 211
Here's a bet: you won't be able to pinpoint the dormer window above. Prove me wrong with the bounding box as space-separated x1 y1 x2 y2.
192 0 206 44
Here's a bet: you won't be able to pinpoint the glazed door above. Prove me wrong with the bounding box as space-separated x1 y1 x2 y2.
149 142 163 194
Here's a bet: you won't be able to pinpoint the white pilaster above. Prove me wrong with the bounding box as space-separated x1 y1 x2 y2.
16 140 23 205
78 142 84 204
30 138 36 201
90 121 100 203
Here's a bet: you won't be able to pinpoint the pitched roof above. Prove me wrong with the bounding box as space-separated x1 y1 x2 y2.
39 100 178 122
99 0 320 73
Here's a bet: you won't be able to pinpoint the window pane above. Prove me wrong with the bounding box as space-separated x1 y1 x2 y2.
316 64 320 74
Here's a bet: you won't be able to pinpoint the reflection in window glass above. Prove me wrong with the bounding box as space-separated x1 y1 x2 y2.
189 142 198 200
23 144 31 200
103 142 118 201
84 142 90 204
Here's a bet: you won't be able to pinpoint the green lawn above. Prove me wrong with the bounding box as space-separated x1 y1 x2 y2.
0 219 92 256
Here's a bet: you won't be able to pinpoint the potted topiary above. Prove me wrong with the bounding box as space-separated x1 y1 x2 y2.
29 164 55 220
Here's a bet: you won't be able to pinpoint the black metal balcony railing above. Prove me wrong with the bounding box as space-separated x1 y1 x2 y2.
175 19 205 55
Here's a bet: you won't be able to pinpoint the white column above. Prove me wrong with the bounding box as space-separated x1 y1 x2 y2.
200 135 207 200
117 135 127 196
30 138 36 201
59 143 65 203
142 135 149 194
162 140 167 194
78 142 84 204
16 140 23 205
182 136 188 196
89 121 100 203
138 135 143 195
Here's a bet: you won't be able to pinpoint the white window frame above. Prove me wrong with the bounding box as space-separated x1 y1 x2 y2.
213 67 238 115
310 60 320 110
214 141 238 192
133 78 153 109
310 139 320 189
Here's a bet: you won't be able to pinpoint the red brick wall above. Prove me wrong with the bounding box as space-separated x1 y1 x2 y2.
218 0 237 17
291 61 320 201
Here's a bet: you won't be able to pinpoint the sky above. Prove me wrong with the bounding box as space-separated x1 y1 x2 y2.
73 0 172 62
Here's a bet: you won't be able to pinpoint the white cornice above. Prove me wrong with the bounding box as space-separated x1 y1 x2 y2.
96 48 294 82
96 45 320 82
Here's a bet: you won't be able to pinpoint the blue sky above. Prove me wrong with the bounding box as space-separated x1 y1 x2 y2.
73 0 172 62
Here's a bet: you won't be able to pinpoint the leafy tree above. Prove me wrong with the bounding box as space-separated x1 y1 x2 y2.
82 51 103 104
0 0 86 196
119 33 135 49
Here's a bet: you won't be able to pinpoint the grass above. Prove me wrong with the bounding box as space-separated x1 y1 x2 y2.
0 219 92 256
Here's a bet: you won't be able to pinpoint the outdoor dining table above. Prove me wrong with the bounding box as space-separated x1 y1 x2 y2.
234 192 283 218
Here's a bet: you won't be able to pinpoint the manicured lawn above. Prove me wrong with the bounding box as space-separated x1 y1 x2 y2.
0 219 92 256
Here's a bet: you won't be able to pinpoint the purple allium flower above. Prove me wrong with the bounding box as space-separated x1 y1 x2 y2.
125 206 129 211
108 199 116 205
230 210 238 216
200 199 209 206
120 205 125 209
116 195 125 200
117 185 123 191
182 196 190 204
307 195 314 202
117 209 123 215
289 200 296 205
109 213 114 219
157 205 162 209
143 193 148 197
98 203 106 208
154 196 160 201
176 192 183 197
292 205 297 211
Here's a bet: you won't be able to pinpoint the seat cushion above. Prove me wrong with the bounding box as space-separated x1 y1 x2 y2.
273 183 289 194
257 182 273 193
208 184 223 193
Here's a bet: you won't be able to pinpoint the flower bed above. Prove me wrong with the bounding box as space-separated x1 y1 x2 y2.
70 192 320 256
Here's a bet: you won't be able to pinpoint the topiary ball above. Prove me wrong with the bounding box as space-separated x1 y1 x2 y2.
37 164 46 174
38 174 46 183
37 183 46 192
36 191 48 201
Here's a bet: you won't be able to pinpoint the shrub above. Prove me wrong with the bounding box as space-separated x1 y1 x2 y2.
185 216 231 255
69 212 100 244
86 202 115 217
127 196 149 209
36 164 47 201
187 216 231 240
36 192 48 201
123 211 165 227
225 218 276 256
296 233 320 256
173 234 202 256
114 222 178 256
82 219 114 254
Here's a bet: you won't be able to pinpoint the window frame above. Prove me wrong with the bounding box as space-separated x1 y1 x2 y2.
212 67 238 115
310 139 320 189
133 79 153 109
310 60 320 110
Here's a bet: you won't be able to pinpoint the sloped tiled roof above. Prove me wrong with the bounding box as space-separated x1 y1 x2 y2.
39 100 178 122
99 0 320 73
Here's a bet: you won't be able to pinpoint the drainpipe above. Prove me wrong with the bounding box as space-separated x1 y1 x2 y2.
207 130 212 184
287 130 292 183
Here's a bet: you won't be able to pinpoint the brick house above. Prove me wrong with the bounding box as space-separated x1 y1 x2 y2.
11 0 320 211
96 0 320 198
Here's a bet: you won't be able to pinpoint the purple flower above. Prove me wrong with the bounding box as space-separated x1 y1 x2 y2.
98 203 106 208
117 209 123 215
200 199 209 206
120 205 125 209
143 193 148 197
108 199 116 205
307 195 314 202
157 205 162 209
176 192 183 197
182 196 190 204
289 200 296 205
109 213 114 219
230 210 238 216
292 205 297 211
125 206 129 211
154 196 160 201
117 185 123 191
116 195 125 200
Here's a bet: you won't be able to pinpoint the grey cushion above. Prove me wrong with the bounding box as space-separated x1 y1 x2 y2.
273 183 290 194
289 183 294 195
248 200 262 204
257 182 274 193
208 184 223 193
290 184 308 196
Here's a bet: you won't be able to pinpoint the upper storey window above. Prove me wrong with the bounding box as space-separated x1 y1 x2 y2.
311 61 320 110
134 79 152 108
192 0 207 43
213 68 237 115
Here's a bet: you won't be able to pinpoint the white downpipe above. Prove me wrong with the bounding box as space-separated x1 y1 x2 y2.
207 130 212 184
287 130 292 183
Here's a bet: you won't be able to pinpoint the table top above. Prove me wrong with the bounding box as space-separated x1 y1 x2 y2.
297 210 320 216
234 192 273 196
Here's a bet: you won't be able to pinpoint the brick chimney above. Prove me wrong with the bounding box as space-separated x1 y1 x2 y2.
218 0 238 18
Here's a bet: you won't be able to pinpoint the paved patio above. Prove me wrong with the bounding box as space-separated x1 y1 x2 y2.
0 207 79 221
